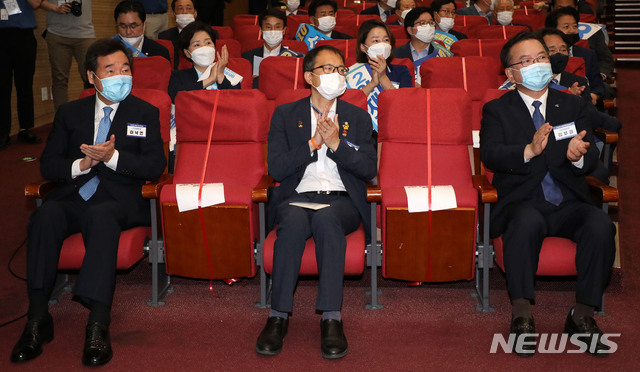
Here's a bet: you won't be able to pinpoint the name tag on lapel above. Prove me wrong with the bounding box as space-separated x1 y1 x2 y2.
345 140 359 151
553 122 577 141
127 123 147 138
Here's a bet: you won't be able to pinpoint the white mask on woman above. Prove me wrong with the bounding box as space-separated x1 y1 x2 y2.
367 42 392 60
190 46 216 67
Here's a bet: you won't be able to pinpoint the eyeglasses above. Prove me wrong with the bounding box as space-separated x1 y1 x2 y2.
414 20 436 27
118 22 142 31
312 64 349 76
438 9 456 16
508 55 549 68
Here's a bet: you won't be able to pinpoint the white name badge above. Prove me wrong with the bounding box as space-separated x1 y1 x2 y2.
3 0 21 16
553 122 578 141
127 123 146 138
1 8 8 20
57 0 66 6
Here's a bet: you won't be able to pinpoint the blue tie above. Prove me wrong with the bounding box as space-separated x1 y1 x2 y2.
532 101 563 206
78 106 113 201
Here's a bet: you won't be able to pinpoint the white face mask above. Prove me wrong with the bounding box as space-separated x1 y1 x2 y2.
316 16 336 32
262 30 284 47
367 42 392 60
312 72 347 100
189 46 216 67
438 17 455 32
496 11 513 25
400 9 411 22
176 13 195 29
286 0 300 11
413 24 435 44
484 0 495 10
386 0 397 8
122 34 144 47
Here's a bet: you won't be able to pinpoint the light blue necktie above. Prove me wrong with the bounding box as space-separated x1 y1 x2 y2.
78 106 113 201
532 101 563 206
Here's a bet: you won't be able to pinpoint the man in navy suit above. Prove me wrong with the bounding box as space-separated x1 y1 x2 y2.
360 0 395 23
481 31 615 357
114 0 171 62
10 38 166 367
308 0 353 39
255 45 376 359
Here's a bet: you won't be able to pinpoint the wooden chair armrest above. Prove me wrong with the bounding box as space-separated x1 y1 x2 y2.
586 176 618 204
142 173 173 199
25 180 59 199
594 127 619 144
252 174 274 203
603 99 615 110
367 183 381 203
473 175 498 203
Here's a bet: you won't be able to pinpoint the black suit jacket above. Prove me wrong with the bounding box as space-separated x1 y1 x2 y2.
394 41 413 61
140 35 172 63
559 71 591 99
330 29 354 39
480 88 599 231
572 45 604 97
449 29 468 40
41 94 166 226
267 96 377 234
587 30 614 78
159 27 219 70
360 5 380 15
168 67 240 101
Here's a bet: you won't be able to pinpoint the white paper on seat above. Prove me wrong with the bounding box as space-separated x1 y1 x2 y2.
404 185 457 213
176 183 225 212
472 130 480 149
253 55 264 76
289 202 330 210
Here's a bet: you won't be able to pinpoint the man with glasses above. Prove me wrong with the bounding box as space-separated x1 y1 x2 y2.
255 45 376 360
430 0 468 40
480 31 615 357
114 0 170 62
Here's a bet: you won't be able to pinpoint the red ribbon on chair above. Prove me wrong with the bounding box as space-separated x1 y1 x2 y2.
294 58 300 89
478 39 483 57
426 89 433 282
197 91 221 297
462 57 468 92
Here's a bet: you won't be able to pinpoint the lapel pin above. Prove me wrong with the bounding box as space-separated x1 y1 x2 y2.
298 120 303 128
555 104 559 107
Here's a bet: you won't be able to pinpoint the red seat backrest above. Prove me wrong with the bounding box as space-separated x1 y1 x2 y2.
450 38 506 59
282 39 309 54
232 14 260 33
454 15 489 28
226 57 253 90
315 39 358 60
212 26 234 39
470 25 530 39
154 38 175 70
235 25 262 52
388 25 408 41
511 11 545 30
285 14 311 40
217 39 242 58
566 56 586 77
392 58 416 86
132 56 172 91
258 56 308 99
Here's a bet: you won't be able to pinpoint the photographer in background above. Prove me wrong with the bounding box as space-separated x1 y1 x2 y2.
39 0 96 111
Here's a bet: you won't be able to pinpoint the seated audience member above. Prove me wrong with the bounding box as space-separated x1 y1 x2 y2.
159 0 219 70
360 0 395 23
346 19 412 133
10 38 166 367
480 31 616 357
394 7 453 84
431 0 468 41
457 0 495 25
545 7 604 103
390 0 416 26
114 0 171 62
494 0 533 31
168 21 240 102
283 0 307 15
552 0 594 15
550 0 614 91
307 0 353 40
242 8 305 89
255 44 376 360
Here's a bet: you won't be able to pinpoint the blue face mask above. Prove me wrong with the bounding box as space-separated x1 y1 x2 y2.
515 62 553 91
94 74 133 102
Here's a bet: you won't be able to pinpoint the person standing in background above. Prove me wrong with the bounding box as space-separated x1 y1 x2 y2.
0 0 42 149
39 0 95 111
139 0 168 39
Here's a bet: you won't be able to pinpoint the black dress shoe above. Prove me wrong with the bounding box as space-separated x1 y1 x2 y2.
564 310 611 356
510 316 536 357
17 129 42 144
320 319 348 359
256 317 288 356
10 314 54 363
0 135 9 150
82 322 113 366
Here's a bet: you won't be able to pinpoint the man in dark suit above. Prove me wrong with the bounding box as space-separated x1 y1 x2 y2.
114 0 171 62
480 31 615 357
255 45 376 359
308 0 353 39
431 0 468 40
282 0 308 15
389 0 416 26
457 0 495 24
159 0 219 69
360 0 394 23
10 38 166 367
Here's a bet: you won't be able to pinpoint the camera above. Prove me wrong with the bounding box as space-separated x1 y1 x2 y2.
69 0 82 17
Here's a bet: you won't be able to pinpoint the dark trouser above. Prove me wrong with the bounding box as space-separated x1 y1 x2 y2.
0 27 36 138
497 200 616 309
271 192 361 313
27 186 129 306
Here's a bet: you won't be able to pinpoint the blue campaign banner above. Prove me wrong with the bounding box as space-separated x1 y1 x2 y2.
114 35 147 58
578 22 603 40
295 23 330 50
434 30 458 51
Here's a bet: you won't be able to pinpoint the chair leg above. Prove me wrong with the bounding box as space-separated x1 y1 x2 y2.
474 203 495 312
48 273 71 304
366 202 383 310
255 202 271 308
148 201 172 306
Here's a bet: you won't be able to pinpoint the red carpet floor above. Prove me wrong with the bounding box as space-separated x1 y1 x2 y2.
1 122 639 371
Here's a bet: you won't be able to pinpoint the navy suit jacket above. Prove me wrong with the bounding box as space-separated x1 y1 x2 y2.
394 41 413 60
141 35 172 63
41 94 166 226
168 67 240 101
572 45 604 97
457 5 494 24
360 5 380 15
159 27 219 69
267 96 377 234
331 29 354 39
480 88 599 233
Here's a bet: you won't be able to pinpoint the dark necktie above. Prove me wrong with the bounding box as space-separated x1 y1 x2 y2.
384 10 393 18
532 101 563 206
78 106 113 201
